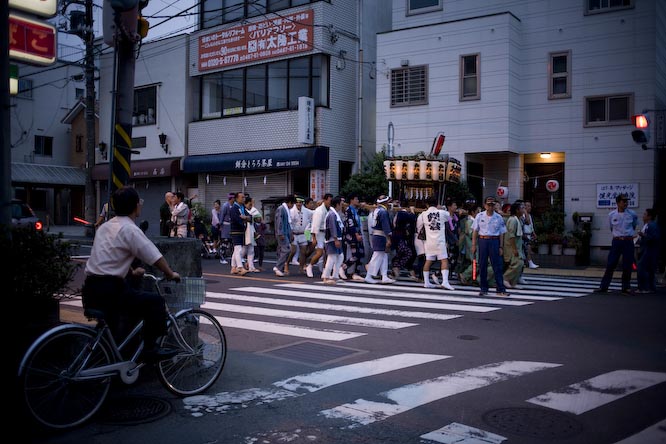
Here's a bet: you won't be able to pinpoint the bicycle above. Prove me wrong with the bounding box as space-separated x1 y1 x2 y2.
18 274 227 429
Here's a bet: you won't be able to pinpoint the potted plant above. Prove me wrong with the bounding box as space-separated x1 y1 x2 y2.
536 232 550 255
562 234 580 256
548 232 564 255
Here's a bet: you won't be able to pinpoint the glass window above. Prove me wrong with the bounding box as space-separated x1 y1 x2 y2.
460 54 480 101
291 0 311 6
75 135 83 153
407 0 442 15
247 0 266 17
75 88 84 99
289 57 310 110
585 94 632 126
222 69 244 116
391 65 428 107
587 0 632 14
202 73 222 119
268 0 290 12
549 51 571 99
224 0 244 23
312 54 328 107
268 60 288 110
18 79 32 99
202 0 223 28
134 86 157 126
246 65 266 114
34 136 53 156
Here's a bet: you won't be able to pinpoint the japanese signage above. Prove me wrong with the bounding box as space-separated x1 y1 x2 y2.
9 0 57 17
310 170 326 201
596 183 639 208
298 96 314 144
198 9 314 71
9 14 56 66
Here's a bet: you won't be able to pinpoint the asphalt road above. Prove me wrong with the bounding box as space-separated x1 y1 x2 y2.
26 255 666 444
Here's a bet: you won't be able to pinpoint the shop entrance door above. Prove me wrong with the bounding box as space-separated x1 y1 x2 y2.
524 163 565 217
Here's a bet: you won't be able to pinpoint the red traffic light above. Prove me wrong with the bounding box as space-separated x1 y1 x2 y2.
633 114 649 129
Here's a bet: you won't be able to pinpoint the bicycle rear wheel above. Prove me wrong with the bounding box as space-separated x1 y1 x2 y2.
158 309 226 396
20 325 113 429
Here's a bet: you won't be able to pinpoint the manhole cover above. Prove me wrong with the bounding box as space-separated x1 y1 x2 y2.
99 395 172 425
260 341 365 366
457 335 479 340
483 407 583 439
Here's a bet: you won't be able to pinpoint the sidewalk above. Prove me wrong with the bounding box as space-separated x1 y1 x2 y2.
49 224 622 280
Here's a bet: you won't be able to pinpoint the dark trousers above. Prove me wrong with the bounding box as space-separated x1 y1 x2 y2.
637 248 658 291
600 238 634 291
479 238 506 292
82 275 167 347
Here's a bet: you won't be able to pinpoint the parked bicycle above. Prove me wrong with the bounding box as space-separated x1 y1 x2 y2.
18 274 227 429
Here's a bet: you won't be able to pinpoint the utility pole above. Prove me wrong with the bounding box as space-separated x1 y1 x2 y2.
83 0 96 234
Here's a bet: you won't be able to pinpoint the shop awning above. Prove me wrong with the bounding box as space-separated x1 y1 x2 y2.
11 162 87 186
92 158 180 181
183 146 329 173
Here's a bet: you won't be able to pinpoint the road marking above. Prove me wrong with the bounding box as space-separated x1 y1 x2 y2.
320 360 561 428
527 370 666 414
379 282 562 301
216 315 365 341
390 280 585 298
206 292 461 321
421 422 507 444
278 283 534 306
183 353 450 416
236 287 500 313
613 418 666 444
200 300 417 329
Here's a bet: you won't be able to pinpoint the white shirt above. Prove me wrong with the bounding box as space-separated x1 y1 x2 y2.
311 203 328 233
472 211 507 236
85 216 162 278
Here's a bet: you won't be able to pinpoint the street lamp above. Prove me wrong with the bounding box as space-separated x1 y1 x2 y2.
159 132 168 154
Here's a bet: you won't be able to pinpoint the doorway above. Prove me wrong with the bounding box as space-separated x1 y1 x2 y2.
524 162 565 217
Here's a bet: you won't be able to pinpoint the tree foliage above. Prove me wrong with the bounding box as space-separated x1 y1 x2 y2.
339 152 389 201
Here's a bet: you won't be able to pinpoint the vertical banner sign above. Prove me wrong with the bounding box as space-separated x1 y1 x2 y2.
310 170 326 201
298 96 314 144
112 123 133 192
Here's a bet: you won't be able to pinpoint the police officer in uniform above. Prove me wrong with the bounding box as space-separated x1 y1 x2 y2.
471 196 509 296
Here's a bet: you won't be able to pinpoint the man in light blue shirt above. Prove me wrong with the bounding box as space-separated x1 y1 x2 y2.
471 196 509 296
595 194 638 295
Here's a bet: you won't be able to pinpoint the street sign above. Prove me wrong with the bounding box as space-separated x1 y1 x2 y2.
9 14 57 66
9 0 58 18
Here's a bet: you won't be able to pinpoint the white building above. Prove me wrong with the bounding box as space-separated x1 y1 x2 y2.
184 0 391 221
9 61 88 225
96 34 191 236
376 0 664 262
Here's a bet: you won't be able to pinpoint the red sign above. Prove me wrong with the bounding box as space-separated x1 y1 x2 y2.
546 179 560 192
198 9 314 71
9 14 56 66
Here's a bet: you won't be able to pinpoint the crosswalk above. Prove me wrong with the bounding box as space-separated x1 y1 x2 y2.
62 274 622 342
182 352 666 443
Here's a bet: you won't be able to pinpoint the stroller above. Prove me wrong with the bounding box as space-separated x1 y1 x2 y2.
193 217 217 259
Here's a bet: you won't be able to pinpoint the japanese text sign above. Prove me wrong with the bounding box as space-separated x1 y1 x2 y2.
198 10 314 71
596 183 638 208
9 14 56 66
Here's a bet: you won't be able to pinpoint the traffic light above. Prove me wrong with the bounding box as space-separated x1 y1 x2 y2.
632 114 650 150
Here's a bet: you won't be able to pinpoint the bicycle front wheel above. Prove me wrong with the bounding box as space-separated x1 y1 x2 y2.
21 326 113 429
158 309 226 396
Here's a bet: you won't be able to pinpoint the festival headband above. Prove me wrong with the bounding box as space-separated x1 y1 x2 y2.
376 196 390 204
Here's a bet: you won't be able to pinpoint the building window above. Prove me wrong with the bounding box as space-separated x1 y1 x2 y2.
549 51 571 99
246 65 267 114
406 0 442 15
75 88 84 99
201 0 317 29
34 135 53 157
132 137 147 148
222 68 244 116
460 53 480 101
202 73 222 119
391 65 428 107
133 85 157 126
199 54 329 119
18 78 32 99
585 94 632 126
75 135 83 153
586 0 632 14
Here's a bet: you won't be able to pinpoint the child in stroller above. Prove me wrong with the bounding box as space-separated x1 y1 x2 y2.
192 216 217 259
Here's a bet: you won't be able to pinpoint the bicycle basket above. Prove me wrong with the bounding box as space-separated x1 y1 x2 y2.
158 277 206 312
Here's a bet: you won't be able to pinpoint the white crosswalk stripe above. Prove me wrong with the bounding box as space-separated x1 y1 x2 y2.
527 369 666 414
62 275 609 342
320 360 561 428
420 422 507 444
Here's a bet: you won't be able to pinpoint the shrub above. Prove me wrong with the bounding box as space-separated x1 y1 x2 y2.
4 227 80 303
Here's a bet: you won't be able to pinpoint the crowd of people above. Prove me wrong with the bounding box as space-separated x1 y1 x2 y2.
151 189 660 295
198 191 573 296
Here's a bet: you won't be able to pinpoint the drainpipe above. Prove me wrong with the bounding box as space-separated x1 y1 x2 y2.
357 0 363 171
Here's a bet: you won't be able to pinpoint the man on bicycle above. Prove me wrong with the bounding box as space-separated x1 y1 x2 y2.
82 186 181 362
